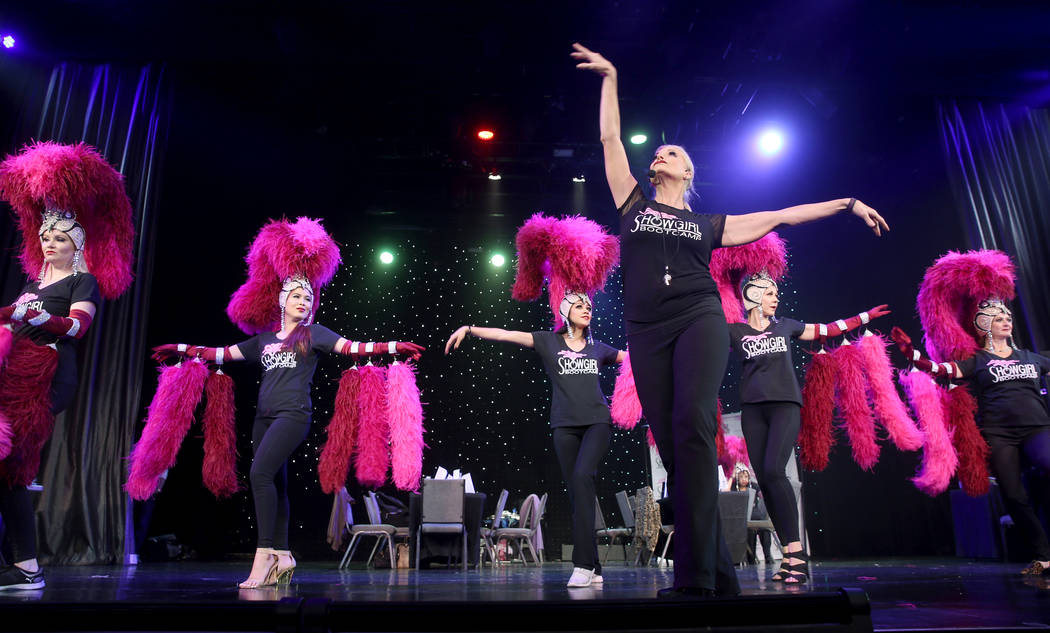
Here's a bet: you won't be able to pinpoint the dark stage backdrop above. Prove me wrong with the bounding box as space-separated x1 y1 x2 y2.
140 69 969 561
0 60 170 564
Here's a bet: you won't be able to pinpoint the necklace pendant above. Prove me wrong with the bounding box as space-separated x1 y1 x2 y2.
663 273 672 286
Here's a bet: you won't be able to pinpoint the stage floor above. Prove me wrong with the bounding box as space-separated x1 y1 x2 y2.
1 558 1047 631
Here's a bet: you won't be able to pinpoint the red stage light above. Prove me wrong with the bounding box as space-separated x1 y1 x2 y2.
477 130 494 141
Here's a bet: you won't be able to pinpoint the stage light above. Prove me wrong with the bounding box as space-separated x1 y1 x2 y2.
488 171 501 181
379 251 394 264
2 36 14 49
490 254 505 267
477 130 494 141
757 129 785 155
572 175 585 183
629 134 647 145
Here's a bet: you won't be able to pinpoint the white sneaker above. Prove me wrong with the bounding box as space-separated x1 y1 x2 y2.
566 567 594 587
591 574 604 585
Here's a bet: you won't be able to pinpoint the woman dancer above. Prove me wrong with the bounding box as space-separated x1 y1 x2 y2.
572 42 889 596
0 142 133 591
729 273 888 582
893 301 1050 576
445 291 623 588
152 219 423 588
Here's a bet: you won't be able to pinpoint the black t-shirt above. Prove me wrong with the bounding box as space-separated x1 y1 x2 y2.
956 349 1050 428
237 324 342 415
10 273 101 386
618 185 726 325
728 318 806 405
531 331 620 428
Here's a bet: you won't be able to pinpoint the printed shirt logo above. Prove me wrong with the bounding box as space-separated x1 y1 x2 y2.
13 292 42 312
557 349 598 375
261 341 298 371
740 332 788 360
986 358 1039 383
630 207 703 241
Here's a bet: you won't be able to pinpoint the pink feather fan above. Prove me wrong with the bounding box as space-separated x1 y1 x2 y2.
227 217 343 334
719 435 750 479
944 385 989 497
126 360 210 500
899 370 957 496
800 351 836 471
0 339 60 486
858 334 923 452
709 232 788 322
319 367 362 494
387 361 425 492
918 250 1015 362
0 141 135 299
353 365 390 489
832 342 881 470
610 352 642 430
201 369 240 498
511 214 619 328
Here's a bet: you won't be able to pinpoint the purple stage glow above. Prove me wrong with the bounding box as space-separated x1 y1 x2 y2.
757 129 784 155
2 35 14 49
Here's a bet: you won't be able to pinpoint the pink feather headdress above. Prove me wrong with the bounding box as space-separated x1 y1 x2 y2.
0 141 135 299
512 213 619 329
917 250 1015 362
227 217 342 334
709 233 788 322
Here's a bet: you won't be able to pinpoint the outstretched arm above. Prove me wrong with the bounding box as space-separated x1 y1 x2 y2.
722 198 889 247
333 338 424 361
889 327 964 379
445 325 533 354
572 43 638 210
152 344 246 363
1 301 97 340
798 305 891 341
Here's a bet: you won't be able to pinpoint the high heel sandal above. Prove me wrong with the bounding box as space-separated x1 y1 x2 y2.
239 549 279 589
783 551 810 584
771 558 793 582
273 550 296 586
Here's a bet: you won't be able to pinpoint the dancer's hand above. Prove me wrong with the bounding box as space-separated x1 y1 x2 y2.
151 343 185 363
851 199 890 236
445 326 469 355
867 305 891 321
395 342 425 360
571 43 616 78
889 326 913 351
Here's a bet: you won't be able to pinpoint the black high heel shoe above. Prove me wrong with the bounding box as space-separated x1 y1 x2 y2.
783 551 810 584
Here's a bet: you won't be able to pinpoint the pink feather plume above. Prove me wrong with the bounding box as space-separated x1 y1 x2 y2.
201 370 239 498
0 325 13 369
125 360 209 500
800 351 837 471
610 352 642 429
353 365 390 489
0 412 10 462
918 250 1016 362
709 232 788 322
227 217 342 334
944 385 989 497
646 427 657 448
319 367 362 494
0 141 135 299
899 370 957 496
387 361 425 492
512 214 619 328
833 342 881 470
0 339 60 486
719 435 750 479
858 334 923 452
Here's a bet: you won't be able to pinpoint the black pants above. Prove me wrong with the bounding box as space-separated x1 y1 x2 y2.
628 304 740 594
552 423 612 573
741 402 801 544
251 411 311 549
747 528 773 562
0 376 77 563
983 425 1050 561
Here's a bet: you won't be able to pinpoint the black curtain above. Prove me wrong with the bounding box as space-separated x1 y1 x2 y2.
938 102 1050 351
0 62 170 564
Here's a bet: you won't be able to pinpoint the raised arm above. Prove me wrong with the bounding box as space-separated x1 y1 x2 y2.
445 325 533 354
572 43 638 210
798 305 891 341
722 198 889 247
889 327 964 379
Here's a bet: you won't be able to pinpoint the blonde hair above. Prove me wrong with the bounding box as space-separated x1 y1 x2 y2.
655 144 698 209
